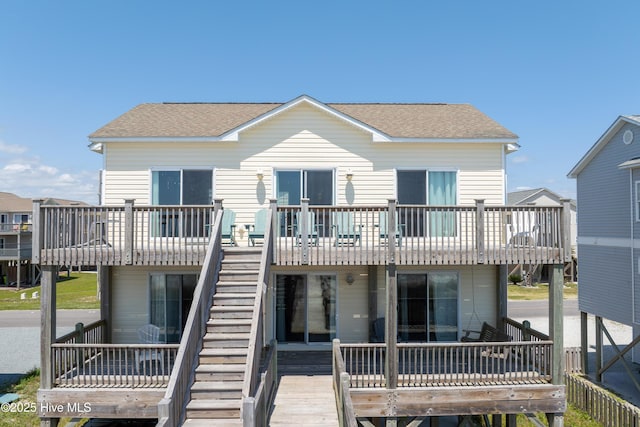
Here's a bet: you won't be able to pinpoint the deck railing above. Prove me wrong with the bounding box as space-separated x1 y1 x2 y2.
332 339 358 427
34 199 572 267
56 319 107 345
0 223 32 233
338 340 553 389
33 200 216 266
157 208 224 427
274 199 571 266
242 204 274 419
51 343 179 388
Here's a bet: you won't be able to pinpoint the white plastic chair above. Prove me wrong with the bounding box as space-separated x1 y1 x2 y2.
135 324 164 375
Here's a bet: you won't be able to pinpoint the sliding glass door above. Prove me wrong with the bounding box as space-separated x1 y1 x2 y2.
275 274 336 344
150 274 198 343
396 170 457 237
276 170 334 236
397 272 458 342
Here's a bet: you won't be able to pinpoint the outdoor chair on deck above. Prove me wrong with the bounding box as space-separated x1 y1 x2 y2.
376 211 404 247
333 211 362 246
135 324 164 375
461 322 511 343
247 208 268 246
295 211 319 246
221 209 237 246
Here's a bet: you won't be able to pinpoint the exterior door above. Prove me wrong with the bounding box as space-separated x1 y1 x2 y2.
150 274 197 343
275 274 336 344
397 272 458 342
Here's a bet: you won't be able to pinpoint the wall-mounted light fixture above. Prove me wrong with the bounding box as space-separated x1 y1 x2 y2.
256 168 264 181
346 273 354 285
346 168 353 181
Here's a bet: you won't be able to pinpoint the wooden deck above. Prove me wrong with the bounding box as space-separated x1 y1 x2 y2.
269 375 339 426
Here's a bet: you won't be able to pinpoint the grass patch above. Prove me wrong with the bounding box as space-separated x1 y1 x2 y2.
0 370 82 427
0 272 99 310
508 282 577 301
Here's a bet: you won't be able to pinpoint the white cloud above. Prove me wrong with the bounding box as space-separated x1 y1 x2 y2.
0 140 28 155
511 155 529 164
38 165 59 175
3 163 31 173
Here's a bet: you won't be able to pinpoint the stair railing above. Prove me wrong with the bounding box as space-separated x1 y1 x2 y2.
241 201 275 425
157 205 224 427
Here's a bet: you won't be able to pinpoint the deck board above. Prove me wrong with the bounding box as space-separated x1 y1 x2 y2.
269 375 339 426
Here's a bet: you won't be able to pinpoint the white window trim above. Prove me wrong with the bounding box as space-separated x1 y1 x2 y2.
149 168 215 205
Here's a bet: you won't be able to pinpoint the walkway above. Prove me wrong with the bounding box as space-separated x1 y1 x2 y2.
269 375 339 426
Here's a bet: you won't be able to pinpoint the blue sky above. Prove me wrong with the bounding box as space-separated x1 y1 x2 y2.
1 1 638 204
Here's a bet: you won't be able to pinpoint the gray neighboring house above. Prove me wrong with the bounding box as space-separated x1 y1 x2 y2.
568 115 640 363
507 188 577 282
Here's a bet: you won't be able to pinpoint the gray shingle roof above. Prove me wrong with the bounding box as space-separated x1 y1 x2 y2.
89 100 517 140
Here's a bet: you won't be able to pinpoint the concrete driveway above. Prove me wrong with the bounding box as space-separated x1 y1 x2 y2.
0 309 99 388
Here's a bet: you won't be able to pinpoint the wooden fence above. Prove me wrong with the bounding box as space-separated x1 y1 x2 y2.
563 346 640 426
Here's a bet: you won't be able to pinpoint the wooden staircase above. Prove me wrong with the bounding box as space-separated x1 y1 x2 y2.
183 247 262 426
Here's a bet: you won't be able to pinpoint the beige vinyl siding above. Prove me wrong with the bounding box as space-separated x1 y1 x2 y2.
101 102 507 243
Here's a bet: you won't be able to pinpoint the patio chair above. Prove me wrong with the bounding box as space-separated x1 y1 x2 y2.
333 211 362 246
294 211 319 246
135 324 164 375
247 208 268 246
221 209 237 246
376 211 403 247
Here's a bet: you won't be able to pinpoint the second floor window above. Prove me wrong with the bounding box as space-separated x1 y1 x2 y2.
151 170 213 205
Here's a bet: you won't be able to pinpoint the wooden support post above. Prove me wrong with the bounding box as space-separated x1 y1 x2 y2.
386 263 398 390
270 198 278 257
124 199 134 265
506 414 517 427
40 265 59 427
387 199 397 264
560 199 572 263
475 199 485 264
32 199 43 265
16 233 21 290
547 413 564 427
581 311 588 374
368 265 378 341
595 316 603 382
98 265 110 343
301 198 309 265
492 414 503 427
549 264 564 385
497 265 508 330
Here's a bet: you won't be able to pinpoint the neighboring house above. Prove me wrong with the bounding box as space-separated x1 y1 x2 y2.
35 95 571 426
0 193 85 289
0 192 33 288
507 188 577 283
568 115 640 368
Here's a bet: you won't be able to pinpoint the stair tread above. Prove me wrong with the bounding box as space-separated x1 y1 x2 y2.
208 319 252 326
186 399 241 409
215 293 256 298
205 332 251 338
200 348 248 355
211 306 253 311
191 381 243 390
183 419 242 426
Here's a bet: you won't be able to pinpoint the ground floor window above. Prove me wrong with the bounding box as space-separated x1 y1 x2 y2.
275 274 337 344
397 271 458 342
149 273 197 343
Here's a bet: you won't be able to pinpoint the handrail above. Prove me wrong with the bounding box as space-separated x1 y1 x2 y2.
157 207 224 427
332 339 359 427
241 203 274 411
56 319 106 344
504 317 550 341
